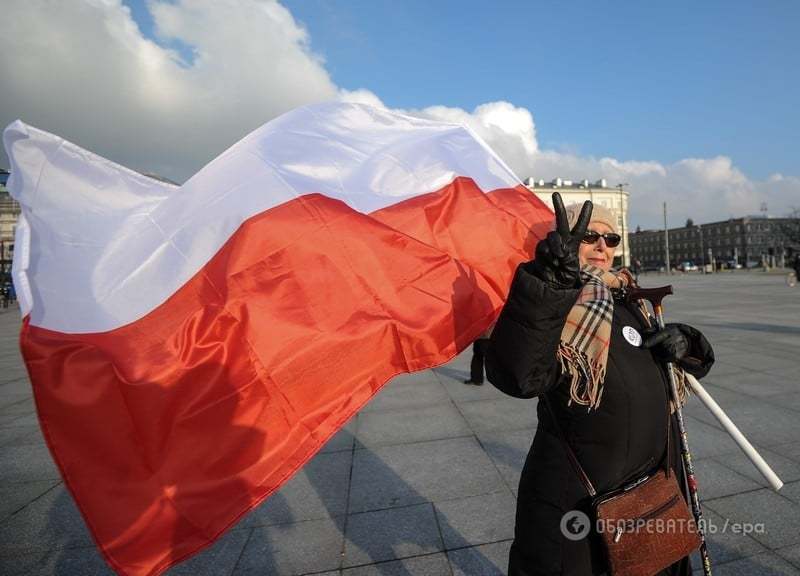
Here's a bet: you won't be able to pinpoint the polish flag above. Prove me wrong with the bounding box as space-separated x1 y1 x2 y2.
4 102 552 576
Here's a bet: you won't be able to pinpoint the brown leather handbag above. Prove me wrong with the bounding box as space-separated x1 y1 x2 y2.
544 395 701 576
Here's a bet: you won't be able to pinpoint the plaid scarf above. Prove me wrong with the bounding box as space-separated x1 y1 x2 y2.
558 265 687 411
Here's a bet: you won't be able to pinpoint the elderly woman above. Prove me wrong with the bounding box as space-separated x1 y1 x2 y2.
486 194 714 576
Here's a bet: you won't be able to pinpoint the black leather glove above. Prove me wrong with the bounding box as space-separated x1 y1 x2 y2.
643 322 715 378
531 192 593 289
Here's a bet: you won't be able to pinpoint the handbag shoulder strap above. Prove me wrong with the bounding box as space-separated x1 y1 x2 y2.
542 394 598 497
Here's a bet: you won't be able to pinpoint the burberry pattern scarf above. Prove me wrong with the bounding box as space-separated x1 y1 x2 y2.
558 265 688 411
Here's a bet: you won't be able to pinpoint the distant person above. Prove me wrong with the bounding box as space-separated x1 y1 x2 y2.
463 327 493 385
632 258 642 281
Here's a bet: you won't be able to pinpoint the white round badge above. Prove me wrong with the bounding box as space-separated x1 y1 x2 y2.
622 326 642 347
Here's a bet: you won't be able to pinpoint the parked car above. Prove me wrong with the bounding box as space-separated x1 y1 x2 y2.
725 260 743 269
677 261 699 272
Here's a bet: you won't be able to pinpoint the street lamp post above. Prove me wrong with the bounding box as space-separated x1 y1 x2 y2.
616 183 628 267
697 225 706 273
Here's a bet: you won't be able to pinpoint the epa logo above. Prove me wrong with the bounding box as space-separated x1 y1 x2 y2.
560 510 591 541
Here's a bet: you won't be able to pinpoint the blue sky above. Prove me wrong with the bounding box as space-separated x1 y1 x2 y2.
277 0 798 180
3 1 798 228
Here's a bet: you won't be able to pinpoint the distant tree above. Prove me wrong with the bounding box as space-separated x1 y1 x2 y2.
685 218 694 228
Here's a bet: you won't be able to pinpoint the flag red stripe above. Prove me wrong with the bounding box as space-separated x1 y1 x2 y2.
21 177 551 576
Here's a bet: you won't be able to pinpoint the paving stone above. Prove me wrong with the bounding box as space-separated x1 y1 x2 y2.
0 443 60 483
716 445 800 487
689 506 766 566
341 552 450 575
760 365 800 379
0 378 33 396
762 392 800 414
363 372 450 413
356 403 470 449
320 417 357 453
447 540 512 576
681 384 753 428
718 351 798 374
707 404 800 447
0 412 38 427
348 437 504 513
0 394 34 414
0 486 94 555
0 479 60 522
704 369 799 398
434 491 516 549
0 423 46 448
705 361 760 379
676 417 741 460
777 481 800 506
231 518 345 575
244 450 352 527
699 551 800 575
2 544 113 576
0 365 31 386
0 393 36 416
693 458 762 501
476 428 535 493
704 488 800 549
457 397 537 433
342 504 442 567
775 443 800 465
165 527 251 576
777 544 800 571
0 412 28 427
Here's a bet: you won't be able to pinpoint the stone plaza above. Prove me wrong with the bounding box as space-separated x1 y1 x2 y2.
1 271 799 575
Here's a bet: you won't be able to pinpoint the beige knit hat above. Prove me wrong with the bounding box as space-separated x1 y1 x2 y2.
564 202 618 234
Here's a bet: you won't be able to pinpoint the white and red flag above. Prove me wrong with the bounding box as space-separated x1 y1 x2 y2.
4 102 552 576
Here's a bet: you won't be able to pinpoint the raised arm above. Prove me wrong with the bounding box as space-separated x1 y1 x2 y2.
485 194 591 398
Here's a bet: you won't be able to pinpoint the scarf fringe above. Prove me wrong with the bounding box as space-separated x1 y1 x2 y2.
670 365 689 413
558 342 606 411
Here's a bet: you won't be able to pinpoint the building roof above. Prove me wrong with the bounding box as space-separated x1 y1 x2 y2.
523 177 619 190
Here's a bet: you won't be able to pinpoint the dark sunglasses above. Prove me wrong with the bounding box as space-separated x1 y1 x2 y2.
582 230 621 248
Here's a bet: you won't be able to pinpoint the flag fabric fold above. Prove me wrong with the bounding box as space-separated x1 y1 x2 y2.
4 102 552 576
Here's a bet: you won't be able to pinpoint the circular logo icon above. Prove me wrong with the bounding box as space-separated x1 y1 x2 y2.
622 325 642 347
560 510 591 541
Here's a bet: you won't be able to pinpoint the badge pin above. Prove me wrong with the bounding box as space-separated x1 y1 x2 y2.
622 326 642 347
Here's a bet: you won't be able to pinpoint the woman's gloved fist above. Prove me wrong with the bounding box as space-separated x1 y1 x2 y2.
642 324 689 363
531 192 592 289
642 322 715 378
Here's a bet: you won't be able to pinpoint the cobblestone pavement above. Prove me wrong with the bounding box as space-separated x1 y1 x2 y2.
2 271 799 575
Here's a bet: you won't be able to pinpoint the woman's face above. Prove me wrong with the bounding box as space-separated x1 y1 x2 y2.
578 221 617 272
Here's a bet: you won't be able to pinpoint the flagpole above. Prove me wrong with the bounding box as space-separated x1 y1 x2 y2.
685 374 783 491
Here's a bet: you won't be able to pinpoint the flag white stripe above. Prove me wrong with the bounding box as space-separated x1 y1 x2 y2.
4 102 521 334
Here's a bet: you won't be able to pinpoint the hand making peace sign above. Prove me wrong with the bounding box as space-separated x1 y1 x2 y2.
532 192 593 289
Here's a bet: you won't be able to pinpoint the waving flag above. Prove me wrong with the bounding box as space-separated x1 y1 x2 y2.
4 102 552 576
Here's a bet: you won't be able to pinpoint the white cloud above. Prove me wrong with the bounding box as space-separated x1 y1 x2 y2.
2 0 797 228
0 0 337 181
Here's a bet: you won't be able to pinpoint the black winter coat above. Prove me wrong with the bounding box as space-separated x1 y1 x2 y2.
486 263 714 576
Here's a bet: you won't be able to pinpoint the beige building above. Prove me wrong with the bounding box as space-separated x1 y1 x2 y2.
524 177 631 267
